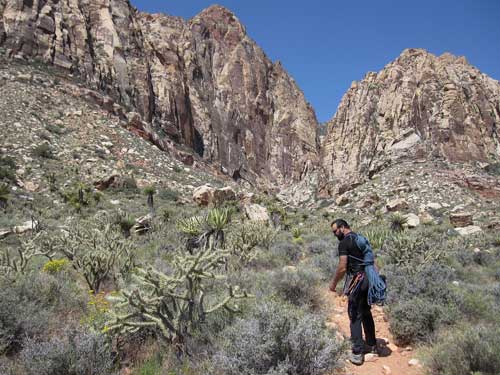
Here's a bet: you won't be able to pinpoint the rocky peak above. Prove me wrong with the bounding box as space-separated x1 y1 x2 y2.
320 48 500 196
0 1 320 198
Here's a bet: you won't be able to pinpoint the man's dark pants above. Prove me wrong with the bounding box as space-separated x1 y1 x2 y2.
347 275 376 354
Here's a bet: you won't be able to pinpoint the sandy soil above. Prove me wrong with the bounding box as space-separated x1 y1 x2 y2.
322 289 426 375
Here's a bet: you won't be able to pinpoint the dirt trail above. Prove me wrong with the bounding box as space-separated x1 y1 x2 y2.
322 289 426 375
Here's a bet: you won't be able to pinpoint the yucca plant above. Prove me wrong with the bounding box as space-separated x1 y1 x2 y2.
207 208 231 248
389 213 408 232
143 185 156 214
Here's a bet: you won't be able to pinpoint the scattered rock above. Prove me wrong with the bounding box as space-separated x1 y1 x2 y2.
133 214 154 235
455 225 482 236
382 365 392 374
13 219 39 234
0 229 12 239
364 353 378 362
335 194 349 206
450 212 473 227
386 198 409 212
244 204 270 222
408 358 421 367
404 213 420 228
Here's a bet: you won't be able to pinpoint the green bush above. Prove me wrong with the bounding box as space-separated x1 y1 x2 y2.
0 155 16 182
0 272 84 355
42 259 68 274
45 123 66 135
386 297 456 345
158 188 179 202
267 267 321 308
213 299 344 375
427 324 500 375
32 143 54 159
18 329 114 375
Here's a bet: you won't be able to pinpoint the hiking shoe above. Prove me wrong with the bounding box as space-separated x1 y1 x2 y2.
363 343 380 355
349 352 364 366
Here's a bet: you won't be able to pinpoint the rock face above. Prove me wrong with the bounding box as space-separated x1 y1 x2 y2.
320 48 500 195
0 1 319 190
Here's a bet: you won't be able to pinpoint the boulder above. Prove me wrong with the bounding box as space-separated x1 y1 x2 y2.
404 213 420 228
386 198 409 212
0 228 12 239
419 211 435 225
213 186 237 204
335 194 349 206
13 219 39 234
132 213 154 235
94 173 137 191
244 204 270 222
192 185 216 206
455 225 482 236
450 212 473 228
193 185 236 206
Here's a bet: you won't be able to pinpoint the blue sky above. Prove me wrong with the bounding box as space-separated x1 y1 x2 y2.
131 0 500 123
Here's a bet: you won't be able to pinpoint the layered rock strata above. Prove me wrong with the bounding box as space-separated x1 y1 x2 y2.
321 48 500 195
0 1 319 189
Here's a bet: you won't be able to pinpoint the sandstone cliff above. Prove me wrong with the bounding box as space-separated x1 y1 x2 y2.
0 1 319 189
320 48 500 195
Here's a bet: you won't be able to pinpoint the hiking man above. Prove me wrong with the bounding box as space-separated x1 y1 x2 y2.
329 219 377 366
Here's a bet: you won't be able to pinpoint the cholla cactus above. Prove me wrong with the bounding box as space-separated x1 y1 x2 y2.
0 232 56 277
56 219 135 293
227 222 276 266
105 243 250 350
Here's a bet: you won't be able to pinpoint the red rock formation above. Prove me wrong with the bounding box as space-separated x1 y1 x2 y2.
320 48 500 195
0 1 319 190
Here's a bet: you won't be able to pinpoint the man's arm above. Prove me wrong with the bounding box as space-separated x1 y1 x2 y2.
329 255 348 293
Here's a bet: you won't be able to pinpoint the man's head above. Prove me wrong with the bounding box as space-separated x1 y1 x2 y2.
331 219 351 241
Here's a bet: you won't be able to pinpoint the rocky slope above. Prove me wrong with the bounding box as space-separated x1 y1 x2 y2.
0 0 319 191
320 48 500 196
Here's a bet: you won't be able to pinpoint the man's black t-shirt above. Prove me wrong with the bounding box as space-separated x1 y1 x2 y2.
338 232 365 274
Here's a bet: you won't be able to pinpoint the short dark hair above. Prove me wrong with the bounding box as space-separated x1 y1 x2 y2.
331 219 350 229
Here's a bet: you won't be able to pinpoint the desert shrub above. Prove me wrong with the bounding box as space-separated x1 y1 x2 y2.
0 183 10 208
485 162 500 176
42 258 68 274
45 123 66 135
267 267 321 308
158 188 179 202
0 272 84 354
384 263 457 305
19 329 114 375
386 297 456 345
305 237 334 255
453 285 496 322
310 248 338 281
270 241 302 263
32 143 54 159
0 155 16 182
213 299 344 375
381 233 445 273
427 324 500 375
